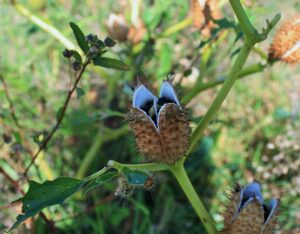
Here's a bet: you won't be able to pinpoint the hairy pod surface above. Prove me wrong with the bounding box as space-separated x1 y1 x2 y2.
127 80 190 164
222 182 280 234
269 16 300 63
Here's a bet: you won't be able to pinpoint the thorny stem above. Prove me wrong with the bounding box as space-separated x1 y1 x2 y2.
24 61 90 176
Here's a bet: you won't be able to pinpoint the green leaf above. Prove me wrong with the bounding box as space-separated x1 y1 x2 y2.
213 18 236 29
69 22 89 54
76 87 85 99
82 171 118 194
10 177 83 231
72 50 82 63
93 57 129 71
123 168 149 185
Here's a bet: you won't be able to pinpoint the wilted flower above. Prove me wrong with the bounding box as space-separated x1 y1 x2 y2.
106 13 146 44
127 18 147 44
107 13 130 42
269 16 300 63
127 80 190 164
189 0 222 37
222 182 280 234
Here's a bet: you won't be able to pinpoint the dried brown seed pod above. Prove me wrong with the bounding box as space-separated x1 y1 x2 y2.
106 13 130 42
269 16 300 63
222 182 280 234
127 80 190 164
190 0 222 37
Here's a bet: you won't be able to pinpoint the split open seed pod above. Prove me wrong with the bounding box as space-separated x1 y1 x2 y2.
127 80 190 164
222 182 280 234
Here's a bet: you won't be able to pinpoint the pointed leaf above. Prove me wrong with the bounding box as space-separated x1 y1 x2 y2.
93 57 129 71
69 22 89 54
10 177 83 231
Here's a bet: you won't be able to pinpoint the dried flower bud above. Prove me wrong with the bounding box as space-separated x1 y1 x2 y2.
72 61 82 71
222 182 280 234
127 80 190 164
269 16 300 63
62 49 73 58
190 0 222 37
127 19 147 44
107 13 129 42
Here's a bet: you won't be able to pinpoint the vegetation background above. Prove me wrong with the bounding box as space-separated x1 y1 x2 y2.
0 0 299 233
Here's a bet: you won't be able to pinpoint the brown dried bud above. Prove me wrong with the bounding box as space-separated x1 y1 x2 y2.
107 13 130 42
190 0 222 37
269 16 300 63
127 80 190 164
222 182 280 234
127 19 147 44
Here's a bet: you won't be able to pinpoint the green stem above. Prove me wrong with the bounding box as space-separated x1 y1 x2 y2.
160 18 193 37
12 3 76 50
188 42 253 153
107 160 170 172
76 125 129 179
170 161 218 234
182 63 266 105
229 0 257 37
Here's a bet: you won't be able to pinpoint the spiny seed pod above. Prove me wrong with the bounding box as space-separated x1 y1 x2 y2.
269 16 300 63
115 177 135 199
127 80 190 164
222 182 280 234
190 0 222 37
107 13 129 42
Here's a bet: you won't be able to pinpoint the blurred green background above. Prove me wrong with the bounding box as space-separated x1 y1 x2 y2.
0 0 299 233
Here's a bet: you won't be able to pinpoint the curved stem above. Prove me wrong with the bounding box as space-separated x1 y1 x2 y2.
11 2 76 50
188 42 253 153
170 161 218 234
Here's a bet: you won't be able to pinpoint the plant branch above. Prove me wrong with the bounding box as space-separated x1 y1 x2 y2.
76 125 129 179
187 1 280 154
24 61 90 176
182 63 266 104
170 161 218 234
10 1 76 50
